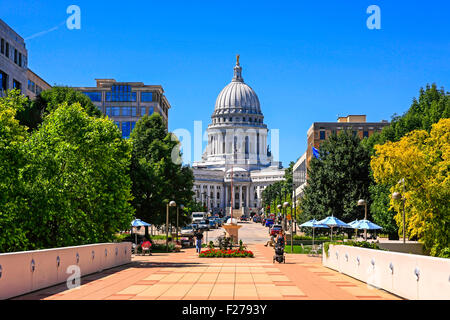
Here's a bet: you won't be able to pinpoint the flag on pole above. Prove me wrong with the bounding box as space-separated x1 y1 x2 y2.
312 147 320 159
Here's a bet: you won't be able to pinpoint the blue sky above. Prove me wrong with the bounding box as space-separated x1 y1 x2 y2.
2 0 449 166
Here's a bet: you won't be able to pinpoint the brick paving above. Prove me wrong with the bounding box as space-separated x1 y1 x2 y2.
13 244 400 300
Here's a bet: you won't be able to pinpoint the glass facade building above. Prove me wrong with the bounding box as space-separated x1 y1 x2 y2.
74 79 171 139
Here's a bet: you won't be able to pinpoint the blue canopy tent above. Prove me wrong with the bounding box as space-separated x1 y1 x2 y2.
317 216 352 241
131 218 151 247
299 219 329 249
351 219 382 241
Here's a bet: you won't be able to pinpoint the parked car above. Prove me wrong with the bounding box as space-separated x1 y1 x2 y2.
180 236 194 248
197 220 209 231
253 215 261 223
208 219 217 229
270 224 283 236
213 218 223 227
181 225 195 236
265 219 274 227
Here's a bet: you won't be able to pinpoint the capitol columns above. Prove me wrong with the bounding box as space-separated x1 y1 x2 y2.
225 185 228 208
246 185 250 208
239 185 243 209
214 185 218 208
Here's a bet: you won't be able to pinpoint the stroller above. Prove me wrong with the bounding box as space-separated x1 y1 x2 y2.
273 242 285 263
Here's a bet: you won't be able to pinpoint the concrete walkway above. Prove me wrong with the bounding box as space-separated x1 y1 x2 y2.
13 244 400 300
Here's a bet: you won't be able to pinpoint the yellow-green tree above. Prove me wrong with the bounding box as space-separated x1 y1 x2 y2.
371 119 450 257
0 90 29 252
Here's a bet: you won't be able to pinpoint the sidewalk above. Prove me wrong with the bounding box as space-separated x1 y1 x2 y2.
13 244 401 300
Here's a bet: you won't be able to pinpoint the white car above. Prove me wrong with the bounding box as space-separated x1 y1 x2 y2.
181 225 195 236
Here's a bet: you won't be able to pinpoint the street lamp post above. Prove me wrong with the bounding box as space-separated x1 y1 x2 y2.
357 199 367 240
177 204 184 243
393 178 406 244
166 200 176 251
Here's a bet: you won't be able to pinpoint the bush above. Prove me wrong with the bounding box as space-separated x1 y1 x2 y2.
238 239 247 251
199 249 254 258
438 247 450 259
324 240 384 257
113 233 131 242
151 243 175 252
292 235 345 241
217 234 233 250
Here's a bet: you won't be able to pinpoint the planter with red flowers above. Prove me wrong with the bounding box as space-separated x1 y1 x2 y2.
199 248 254 258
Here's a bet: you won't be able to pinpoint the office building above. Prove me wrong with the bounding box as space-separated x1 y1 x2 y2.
0 19 51 99
306 115 390 167
74 79 171 138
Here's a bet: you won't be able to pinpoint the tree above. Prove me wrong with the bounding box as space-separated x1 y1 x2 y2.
0 90 29 252
130 113 195 227
284 161 295 196
363 84 449 237
371 119 450 257
19 102 134 249
366 84 449 147
16 86 102 131
369 182 398 238
300 131 371 223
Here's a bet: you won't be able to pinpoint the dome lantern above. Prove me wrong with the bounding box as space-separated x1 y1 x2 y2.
233 54 243 82
213 56 263 118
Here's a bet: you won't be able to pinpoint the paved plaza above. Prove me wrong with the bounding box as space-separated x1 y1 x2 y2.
14 223 400 300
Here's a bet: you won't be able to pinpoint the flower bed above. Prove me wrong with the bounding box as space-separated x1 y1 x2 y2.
199 248 254 258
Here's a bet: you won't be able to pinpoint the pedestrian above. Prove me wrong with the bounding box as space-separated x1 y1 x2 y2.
264 234 275 247
194 229 204 254
276 230 286 247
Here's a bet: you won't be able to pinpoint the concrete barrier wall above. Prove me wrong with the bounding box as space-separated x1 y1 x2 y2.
322 244 450 300
0 242 132 300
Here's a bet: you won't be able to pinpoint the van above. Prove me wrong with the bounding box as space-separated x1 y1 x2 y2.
192 212 207 224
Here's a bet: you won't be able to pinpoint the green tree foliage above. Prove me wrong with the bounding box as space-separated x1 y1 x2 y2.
262 181 283 212
18 102 134 249
130 113 195 227
366 84 449 148
16 86 102 131
300 131 371 223
371 119 450 257
284 161 295 195
363 84 450 237
369 182 398 237
0 90 29 252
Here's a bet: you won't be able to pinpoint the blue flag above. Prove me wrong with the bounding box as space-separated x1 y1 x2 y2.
312 147 320 159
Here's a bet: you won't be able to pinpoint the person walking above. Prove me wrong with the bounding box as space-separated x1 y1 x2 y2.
276 230 286 248
194 229 204 255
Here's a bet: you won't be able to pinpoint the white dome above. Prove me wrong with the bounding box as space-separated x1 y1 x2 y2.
212 59 263 117
214 82 261 114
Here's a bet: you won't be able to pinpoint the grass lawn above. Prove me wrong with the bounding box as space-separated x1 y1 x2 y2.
284 245 313 254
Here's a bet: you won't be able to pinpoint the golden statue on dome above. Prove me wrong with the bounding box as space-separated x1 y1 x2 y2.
236 54 240 65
